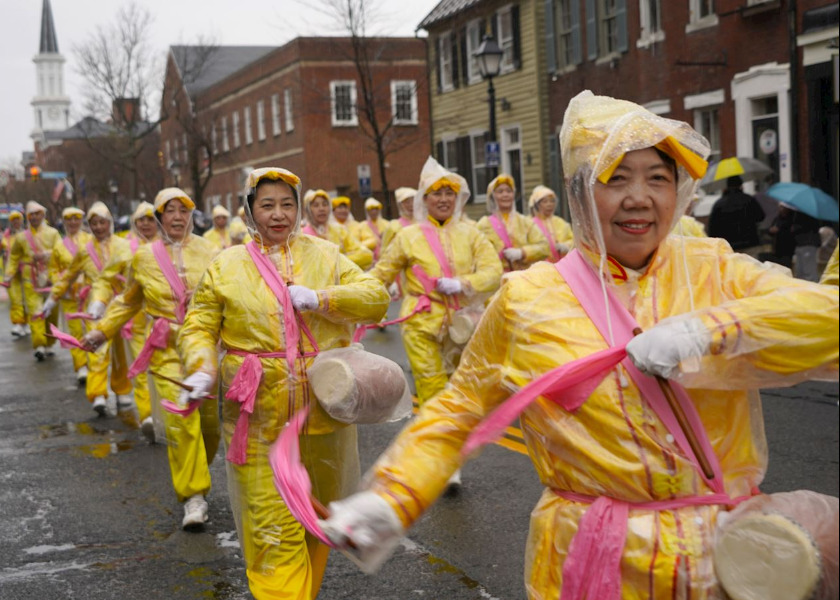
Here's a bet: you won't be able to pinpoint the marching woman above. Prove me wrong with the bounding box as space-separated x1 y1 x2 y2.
478 175 549 271
4 201 61 360
45 202 132 416
302 189 373 269
380 187 417 253
203 205 232 253
89 201 159 439
528 185 574 263
81 189 220 529
331 196 377 251
177 168 389 599
2 210 27 339
359 197 389 261
320 92 839 599
369 156 502 405
48 206 92 384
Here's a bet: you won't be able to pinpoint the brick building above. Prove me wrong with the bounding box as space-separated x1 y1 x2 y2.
160 37 431 218
543 0 839 210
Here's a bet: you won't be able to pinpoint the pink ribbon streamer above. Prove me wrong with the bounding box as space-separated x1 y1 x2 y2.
120 320 133 340
48 324 86 350
533 217 561 262
127 318 170 379
85 241 104 272
65 312 94 321
151 240 189 323
160 399 201 417
268 406 334 546
224 354 264 465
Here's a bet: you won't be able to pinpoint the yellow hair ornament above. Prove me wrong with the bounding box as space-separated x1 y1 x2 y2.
425 178 461 194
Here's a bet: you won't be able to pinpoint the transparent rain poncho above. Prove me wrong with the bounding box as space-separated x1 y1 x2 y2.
358 91 838 599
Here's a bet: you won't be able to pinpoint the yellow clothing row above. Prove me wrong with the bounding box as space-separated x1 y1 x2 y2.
203 227 232 253
477 211 550 270
3 228 28 326
306 222 373 270
49 231 93 372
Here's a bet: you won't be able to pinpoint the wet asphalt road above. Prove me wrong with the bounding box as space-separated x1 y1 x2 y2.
0 300 837 600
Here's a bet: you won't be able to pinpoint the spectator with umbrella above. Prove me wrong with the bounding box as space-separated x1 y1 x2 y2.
708 176 767 257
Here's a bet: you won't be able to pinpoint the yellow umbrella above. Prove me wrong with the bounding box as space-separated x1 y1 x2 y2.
699 157 773 192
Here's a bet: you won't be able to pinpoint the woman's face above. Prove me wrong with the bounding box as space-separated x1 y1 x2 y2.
423 187 457 222
89 215 111 241
400 198 414 218
10 218 22 232
594 148 677 270
135 215 158 240
333 204 350 222
367 207 381 221
494 183 515 212
28 211 44 229
252 180 298 246
309 196 331 226
213 215 228 229
537 195 557 219
64 215 82 235
160 199 192 242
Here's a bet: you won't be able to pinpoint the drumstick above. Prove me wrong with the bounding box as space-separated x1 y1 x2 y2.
310 494 358 549
149 370 215 401
631 327 715 480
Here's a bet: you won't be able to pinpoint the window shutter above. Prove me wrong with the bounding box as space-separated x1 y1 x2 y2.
492 11 499 41
457 136 474 196
585 0 597 60
459 27 469 86
451 34 460 89
436 140 445 162
615 0 628 52
512 4 521 70
571 0 583 65
434 37 442 93
545 0 557 74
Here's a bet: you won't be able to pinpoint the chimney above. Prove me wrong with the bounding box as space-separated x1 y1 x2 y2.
112 98 140 127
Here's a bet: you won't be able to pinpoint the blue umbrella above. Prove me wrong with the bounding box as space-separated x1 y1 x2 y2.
765 182 839 222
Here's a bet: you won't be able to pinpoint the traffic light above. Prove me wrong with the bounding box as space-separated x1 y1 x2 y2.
29 166 41 182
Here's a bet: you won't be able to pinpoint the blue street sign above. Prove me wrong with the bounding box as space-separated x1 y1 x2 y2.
485 141 500 168
40 171 68 179
359 177 372 197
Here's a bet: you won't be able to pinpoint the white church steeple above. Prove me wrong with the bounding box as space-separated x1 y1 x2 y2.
31 0 71 144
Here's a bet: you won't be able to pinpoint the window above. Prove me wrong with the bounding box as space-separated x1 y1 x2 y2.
687 0 718 31
438 32 454 91
173 137 180 163
165 139 171 166
637 0 664 47
501 125 524 200
232 111 241 148
221 116 230 152
257 100 266 141
244 106 253 145
554 0 581 69
284 89 294 132
695 107 721 163
470 133 489 202
330 81 358 127
497 6 515 72
391 81 418 125
182 133 188 165
466 20 484 84
271 93 282 136
600 0 620 55
211 123 218 155
586 0 627 60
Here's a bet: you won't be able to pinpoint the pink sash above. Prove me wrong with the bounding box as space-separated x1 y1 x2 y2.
63 236 79 257
533 218 561 262
488 214 513 249
399 217 411 228
24 229 40 255
302 224 319 237
151 240 189 323
129 235 139 253
352 264 434 343
367 219 382 259
86 241 104 272
128 317 171 378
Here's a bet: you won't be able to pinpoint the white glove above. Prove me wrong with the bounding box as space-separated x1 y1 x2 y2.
436 277 462 295
626 317 711 380
177 371 214 406
387 282 400 299
555 242 570 255
502 247 524 262
88 300 106 320
319 491 404 574
288 285 319 311
41 297 57 317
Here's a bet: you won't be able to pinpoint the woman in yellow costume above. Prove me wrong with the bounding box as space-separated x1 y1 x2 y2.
820 241 838 286
45 202 132 417
370 156 502 404
301 189 373 269
81 189 220 530
380 187 417 253
203 204 232 252
88 201 159 440
478 175 549 271
177 167 389 599
2 210 27 339
359 197 390 261
320 92 839 599
331 195 377 251
4 201 60 361
48 206 92 384
528 185 574 262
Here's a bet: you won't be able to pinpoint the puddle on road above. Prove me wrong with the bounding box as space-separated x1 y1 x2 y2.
39 421 97 438
186 566 242 599
75 440 137 458
38 420 139 458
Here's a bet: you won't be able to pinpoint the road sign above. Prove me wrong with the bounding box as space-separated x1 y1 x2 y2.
40 171 68 180
357 164 371 197
485 141 500 168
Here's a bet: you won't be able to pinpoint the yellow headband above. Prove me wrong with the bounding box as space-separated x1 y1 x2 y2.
62 207 84 219
596 136 709 184
331 196 351 208
247 167 301 192
9 211 23 221
425 178 461 194
490 175 516 193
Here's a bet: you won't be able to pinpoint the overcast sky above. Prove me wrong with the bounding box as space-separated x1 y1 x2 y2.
0 0 438 167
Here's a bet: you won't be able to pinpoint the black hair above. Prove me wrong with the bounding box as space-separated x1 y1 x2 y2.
726 175 743 189
654 147 679 184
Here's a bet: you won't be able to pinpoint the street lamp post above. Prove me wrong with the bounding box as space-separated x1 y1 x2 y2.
474 35 504 184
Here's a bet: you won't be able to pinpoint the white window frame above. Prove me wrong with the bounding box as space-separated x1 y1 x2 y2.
686 0 718 33
330 80 358 127
466 20 484 84
556 0 576 70
685 89 725 164
597 0 620 57
244 106 253 145
165 139 171 166
271 93 282 136
211 123 218 155
284 89 294 132
221 115 230 152
500 124 524 194
496 5 516 74
643 99 671 115
438 32 454 92
182 133 188 165
439 134 459 171
257 100 266 141
232 111 241 148
391 80 418 125
637 0 665 48
695 107 722 164
470 130 489 204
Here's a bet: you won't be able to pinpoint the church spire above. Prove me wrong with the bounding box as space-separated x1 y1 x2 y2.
39 0 59 54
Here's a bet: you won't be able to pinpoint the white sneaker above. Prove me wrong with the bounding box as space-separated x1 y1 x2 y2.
45 348 55 357
444 469 462 496
116 395 135 412
92 396 108 417
11 324 24 338
34 346 46 361
105 396 118 417
76 366 89 385
23 324 31 335
182 495 209 530
140 417 156 443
